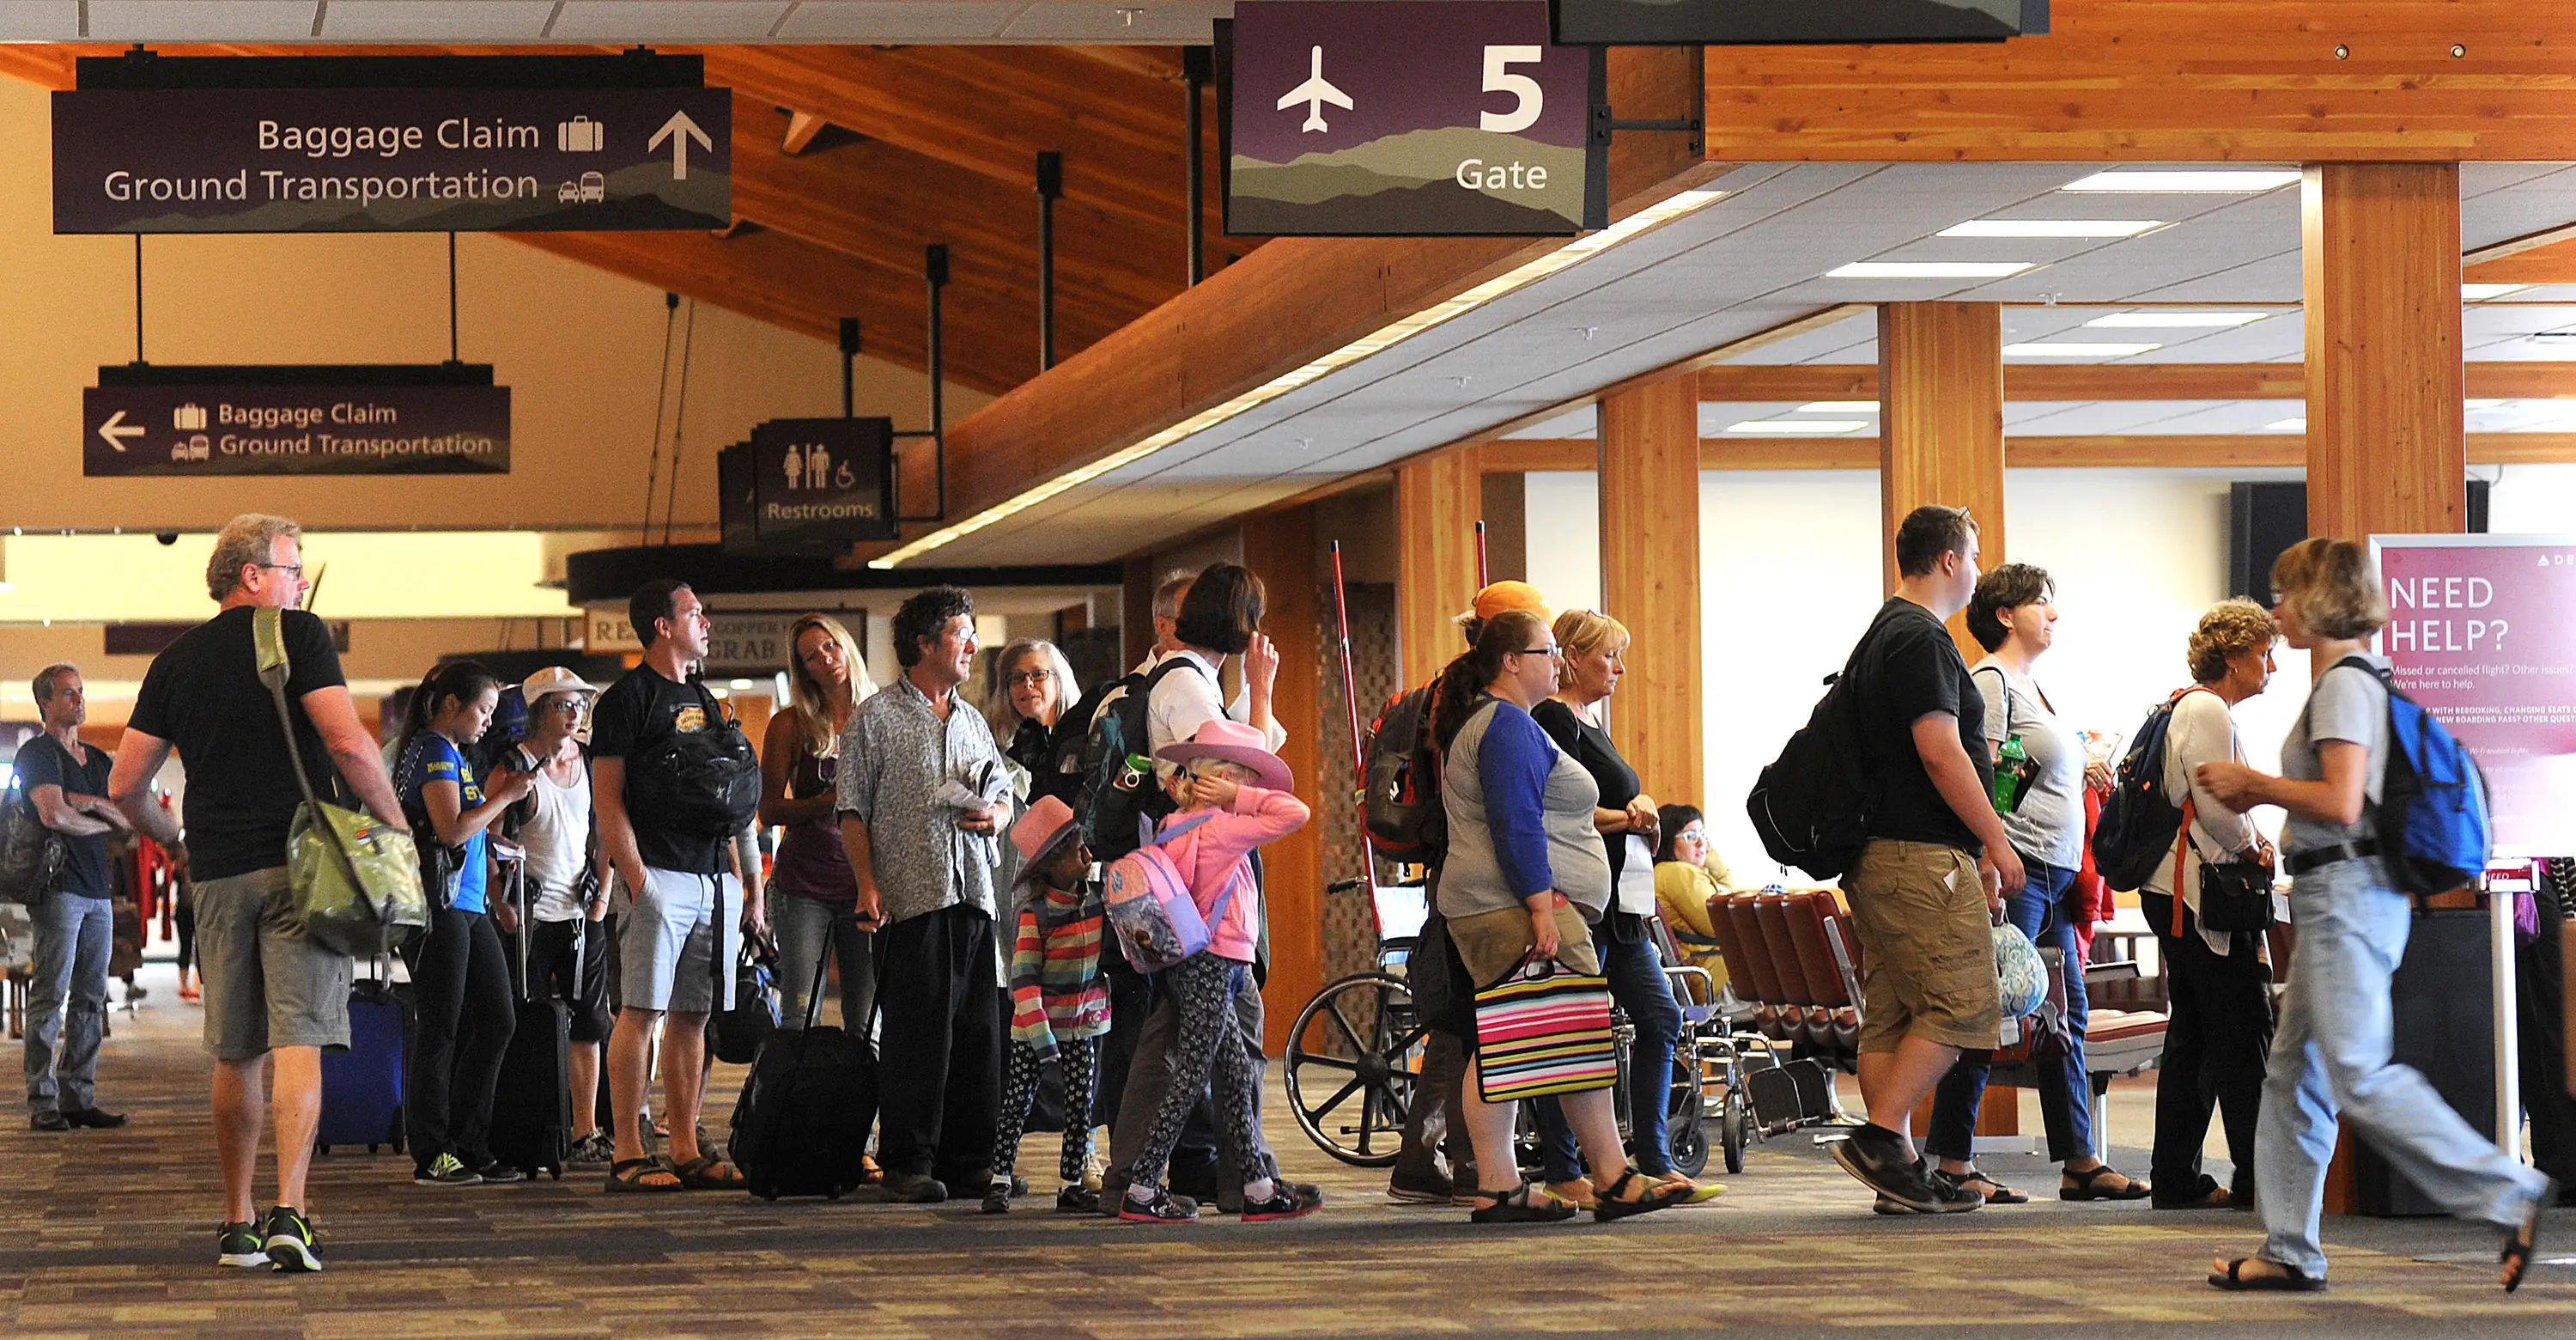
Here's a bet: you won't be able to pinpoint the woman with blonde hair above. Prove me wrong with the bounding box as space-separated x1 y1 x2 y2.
759 613 877 1032
2197 539 2554 1292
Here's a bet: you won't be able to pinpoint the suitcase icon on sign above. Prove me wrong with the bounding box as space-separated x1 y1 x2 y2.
557 117 604 152
173 403 207 430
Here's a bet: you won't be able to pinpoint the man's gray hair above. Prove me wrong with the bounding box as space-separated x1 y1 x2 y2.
206 514 301 601
31 664 77 706
1151 569 1194 621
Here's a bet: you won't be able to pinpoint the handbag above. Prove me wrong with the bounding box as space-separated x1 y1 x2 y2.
0 782 65 905
256 607 431 957
394 735 465 915
710 931 781 1065
1406 904 1475 1039
2175 796 2275 935
1992 944 2072 1065
1473 953 1619 1103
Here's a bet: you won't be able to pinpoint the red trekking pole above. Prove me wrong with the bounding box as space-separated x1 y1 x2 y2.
1328 542 1373 887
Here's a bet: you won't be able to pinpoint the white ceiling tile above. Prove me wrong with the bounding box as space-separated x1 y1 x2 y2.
88 0 320 39
549 0 794 40
775 0 1027 40
321 0 556 39
0 0 82 39
999 1 1227 42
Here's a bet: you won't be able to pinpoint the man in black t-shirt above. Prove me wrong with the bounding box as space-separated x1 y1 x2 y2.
18 665 130 1133
592 579 767 1192
111 515 410 1275
1826 505 2026 1216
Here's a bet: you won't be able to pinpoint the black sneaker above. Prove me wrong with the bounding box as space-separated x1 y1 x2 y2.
1871 1194 1920 1216
1056 1185 1101 1214
882 1172 948 1203
28 1111 70 1132
415 1153 483 1186
1827 1126 1947 1214
1118 1187 1200 1223
216 1220 266 1269
981 1182 1012 1215
64 1107 128 1129
470 1160 527 1185
1388 1164 1455 1204
263 1205 321 1274
1242 1183 1324 1222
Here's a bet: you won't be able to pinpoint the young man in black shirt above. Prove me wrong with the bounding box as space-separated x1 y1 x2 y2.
592 579 767 1192
112 514 411 1273
1829 504 2026 1214
19 665 130 1133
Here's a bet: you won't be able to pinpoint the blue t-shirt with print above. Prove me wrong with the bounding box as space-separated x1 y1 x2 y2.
401 732 489 915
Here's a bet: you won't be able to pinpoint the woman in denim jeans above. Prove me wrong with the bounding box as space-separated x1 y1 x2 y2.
759 613 878 1032
2196 538 2554 1292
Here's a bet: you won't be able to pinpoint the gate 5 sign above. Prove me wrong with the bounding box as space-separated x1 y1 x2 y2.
750 417 898 545
1226 1 1600 236
54 86 729 234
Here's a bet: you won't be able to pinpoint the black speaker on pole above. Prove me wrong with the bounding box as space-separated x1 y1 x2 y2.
2229 479 2490 606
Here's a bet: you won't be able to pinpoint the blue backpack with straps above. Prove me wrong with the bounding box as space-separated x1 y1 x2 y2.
2328 655 2493 898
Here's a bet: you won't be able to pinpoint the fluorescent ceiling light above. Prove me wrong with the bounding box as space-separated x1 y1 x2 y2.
1937 219 2160 238
869 186 1735 568
2060 169 2301 192
2081 311 2267 328
1795 400 1880 412
2002 341 2162 356
2465 283 2527 301
1827 261 2032 279
1726 420 1870 434
2266 417 2308 431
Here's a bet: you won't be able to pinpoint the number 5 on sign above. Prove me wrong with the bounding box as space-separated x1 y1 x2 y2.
1480 46 1543 133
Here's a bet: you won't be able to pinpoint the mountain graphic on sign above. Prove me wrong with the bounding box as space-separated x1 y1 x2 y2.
1230 125 1584 234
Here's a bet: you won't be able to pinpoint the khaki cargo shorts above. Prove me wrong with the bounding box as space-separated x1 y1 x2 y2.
1843 840 1999 1054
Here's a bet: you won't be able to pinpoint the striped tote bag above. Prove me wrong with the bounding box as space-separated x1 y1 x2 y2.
1473 954 1619 1103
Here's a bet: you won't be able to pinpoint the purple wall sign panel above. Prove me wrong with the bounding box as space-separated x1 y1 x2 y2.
750 417 899 545
2372 533 2576 856
54 87 729 233
1228 1 1598 236
84 383 509 475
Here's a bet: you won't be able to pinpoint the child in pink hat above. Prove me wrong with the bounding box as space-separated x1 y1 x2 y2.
985 795 1109 1215
1115 719 1319 1224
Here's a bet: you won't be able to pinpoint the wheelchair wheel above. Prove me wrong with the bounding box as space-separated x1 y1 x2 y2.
1721 1088 1752 1175
1667 1104 1710 1177
1284 971 1424 1167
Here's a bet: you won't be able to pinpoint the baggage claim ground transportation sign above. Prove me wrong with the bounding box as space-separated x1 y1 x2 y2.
84 365 510 477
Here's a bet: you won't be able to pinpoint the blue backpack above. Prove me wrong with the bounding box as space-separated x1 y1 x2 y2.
2327 655 2493 898
2090 686 2211 892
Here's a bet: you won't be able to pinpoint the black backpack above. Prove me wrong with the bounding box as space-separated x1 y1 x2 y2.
1363 683 1445 865
626 682 762 839
2091 687 2208 892
1071 657 1208 861
1746 607 1899 881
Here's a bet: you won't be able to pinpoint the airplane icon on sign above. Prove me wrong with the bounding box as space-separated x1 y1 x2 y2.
1278 46 1352 133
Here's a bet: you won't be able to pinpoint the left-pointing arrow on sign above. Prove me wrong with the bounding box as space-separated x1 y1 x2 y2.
98 410 144 453
648 110 712 181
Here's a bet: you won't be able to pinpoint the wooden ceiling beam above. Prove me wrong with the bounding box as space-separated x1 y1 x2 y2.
2464 234 2576 286
1482 434 2576 472
1698 362 2576 402
779 110 827 155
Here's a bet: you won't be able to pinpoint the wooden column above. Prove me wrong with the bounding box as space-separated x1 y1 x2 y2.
1395 448 1482 686
1598 372 1704 806
2304 162 2470 541
1242 506 1323 1054
1879 301 2007 661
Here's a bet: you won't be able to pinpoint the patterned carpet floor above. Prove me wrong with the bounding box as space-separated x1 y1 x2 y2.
4 966 2572 1338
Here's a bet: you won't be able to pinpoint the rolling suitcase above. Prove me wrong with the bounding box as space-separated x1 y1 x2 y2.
487 861 574 1179
729 923 878 1199
318 965 407 1154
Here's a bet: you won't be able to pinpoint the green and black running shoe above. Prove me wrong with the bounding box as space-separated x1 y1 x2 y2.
263 1205 321 1274
216 1220 266 1269
414 1153 483 1186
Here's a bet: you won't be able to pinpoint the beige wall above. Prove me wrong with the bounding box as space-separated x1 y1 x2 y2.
0 76 988 535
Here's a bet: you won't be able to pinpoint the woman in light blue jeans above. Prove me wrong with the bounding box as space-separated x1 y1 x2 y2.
2196 538 2554 1293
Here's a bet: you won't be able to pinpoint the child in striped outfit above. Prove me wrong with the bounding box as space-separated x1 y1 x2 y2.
985 795 1112 1214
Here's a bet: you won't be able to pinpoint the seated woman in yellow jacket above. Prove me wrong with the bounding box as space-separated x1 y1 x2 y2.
1651 804 1734 1000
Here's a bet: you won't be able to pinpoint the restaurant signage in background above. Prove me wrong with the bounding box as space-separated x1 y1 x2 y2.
750 417 899 545
53 85 730 233
1224 1 1601 236
1549 0 2046 45
83 365 509 476
2371 533 2576 856
581 606 799 677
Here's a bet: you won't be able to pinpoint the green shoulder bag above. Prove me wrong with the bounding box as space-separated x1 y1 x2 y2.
255 607 430 956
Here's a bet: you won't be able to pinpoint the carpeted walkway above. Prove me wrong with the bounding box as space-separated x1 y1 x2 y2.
3 964 2570 1338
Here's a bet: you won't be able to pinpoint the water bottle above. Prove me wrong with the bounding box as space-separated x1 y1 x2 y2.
1993 734 2031 814
1113 752 1153 792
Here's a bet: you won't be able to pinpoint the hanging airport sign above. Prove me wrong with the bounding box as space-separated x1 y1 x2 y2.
52 86 730 234
1224 1 1601 237
83 368 509 476
750 417 900 545
1548 0 2046 45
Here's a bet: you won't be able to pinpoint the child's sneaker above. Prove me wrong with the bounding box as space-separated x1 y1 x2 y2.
1242 1182 1324 1221
1055 1185 1101 1214
1118 1186 1200 1223
981 1180 1012 1215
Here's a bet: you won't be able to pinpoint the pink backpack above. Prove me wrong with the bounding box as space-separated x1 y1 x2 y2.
1102 812 1240 972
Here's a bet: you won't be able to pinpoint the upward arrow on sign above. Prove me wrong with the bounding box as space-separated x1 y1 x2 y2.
648 110 711 180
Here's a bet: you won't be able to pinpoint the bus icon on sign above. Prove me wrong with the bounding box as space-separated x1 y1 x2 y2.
556 172 606 204
173 403 207 430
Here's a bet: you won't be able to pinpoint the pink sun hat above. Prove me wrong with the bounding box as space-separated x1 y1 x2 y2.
1154 718 1293 795
1011 795 1083 883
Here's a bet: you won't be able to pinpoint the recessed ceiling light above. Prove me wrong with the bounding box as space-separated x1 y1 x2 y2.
1937 219 2161 238
2002 341 2163 356
2060 169 2301 192
1795 400 1880 412
2081 312 2268 328
2266 417 2308 431
1826 261 2033 278
1725 420 1871 434
2466 283 2527 301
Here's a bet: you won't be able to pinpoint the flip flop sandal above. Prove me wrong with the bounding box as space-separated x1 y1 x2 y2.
605 1157 684 1193
2208 1258 2325 1292
2063 1166 2152 1202
2504 1177 2559 1293
672 1153 747 1191
1469 1182 1578 1224
1594 1168 1692 1222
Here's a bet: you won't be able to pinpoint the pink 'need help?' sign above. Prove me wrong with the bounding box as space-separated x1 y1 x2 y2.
2372 534 2576 856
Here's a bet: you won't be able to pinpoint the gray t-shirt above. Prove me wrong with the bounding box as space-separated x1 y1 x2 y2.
1972 660 2086 870
2280 654 2391 857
